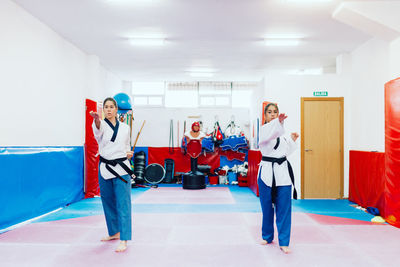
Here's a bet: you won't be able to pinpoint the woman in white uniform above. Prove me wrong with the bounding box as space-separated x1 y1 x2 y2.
258 103 299 254
90 97 134 252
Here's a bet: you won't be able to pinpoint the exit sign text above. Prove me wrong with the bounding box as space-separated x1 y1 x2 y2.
313 91 328 96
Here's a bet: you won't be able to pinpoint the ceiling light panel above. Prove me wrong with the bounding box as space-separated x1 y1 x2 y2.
264 39 300 46
129 38 165 46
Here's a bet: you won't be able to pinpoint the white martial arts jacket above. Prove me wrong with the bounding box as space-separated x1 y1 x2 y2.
258 118 297 187
93 119 132 179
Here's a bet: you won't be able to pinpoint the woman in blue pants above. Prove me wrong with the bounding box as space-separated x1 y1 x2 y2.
90 97 134 252
258 103 299 254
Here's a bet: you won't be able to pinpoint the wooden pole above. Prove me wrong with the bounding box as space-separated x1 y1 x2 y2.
132 120 146 151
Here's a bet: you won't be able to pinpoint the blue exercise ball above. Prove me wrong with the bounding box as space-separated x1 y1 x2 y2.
114 92 132 111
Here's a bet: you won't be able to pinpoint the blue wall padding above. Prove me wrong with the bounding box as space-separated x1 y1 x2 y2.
0 147 84 229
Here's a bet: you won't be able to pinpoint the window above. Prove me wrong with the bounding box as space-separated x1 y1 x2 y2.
232 90 252 108
131 82 165 106
198 82 231 107
130 81 260 108
133 96 148 106
165 82 198 108
199 96 215 106
215 96 231 106
198 82 231 95
131 82 165 95
148 96 163 106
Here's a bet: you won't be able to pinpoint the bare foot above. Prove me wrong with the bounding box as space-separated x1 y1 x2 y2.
115 241 127 252
101 232 120 241
260 240 272 245
280 246 291 254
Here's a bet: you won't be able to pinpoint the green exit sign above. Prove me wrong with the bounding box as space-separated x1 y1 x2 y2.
313 91 328 96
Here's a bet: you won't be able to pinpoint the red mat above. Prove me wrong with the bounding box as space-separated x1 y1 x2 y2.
307 213 380 225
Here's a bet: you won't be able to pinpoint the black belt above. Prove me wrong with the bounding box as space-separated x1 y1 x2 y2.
261 156 298 203
99 156 134 184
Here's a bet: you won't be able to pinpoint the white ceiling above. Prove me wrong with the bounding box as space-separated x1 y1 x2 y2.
11 0 400 82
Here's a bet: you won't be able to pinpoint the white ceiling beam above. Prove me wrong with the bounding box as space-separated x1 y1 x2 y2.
332 1 400 42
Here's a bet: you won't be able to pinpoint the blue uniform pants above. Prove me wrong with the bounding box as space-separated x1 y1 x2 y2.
258 177 292 246
98 174 132 241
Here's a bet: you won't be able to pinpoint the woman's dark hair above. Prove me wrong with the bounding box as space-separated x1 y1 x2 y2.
264 103 279 115
103 97 118 109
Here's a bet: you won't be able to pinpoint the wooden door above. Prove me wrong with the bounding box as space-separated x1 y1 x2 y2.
301 98 343 199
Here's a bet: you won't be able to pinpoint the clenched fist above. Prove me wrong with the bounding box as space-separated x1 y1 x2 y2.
291 132 299 142
90 111 100 120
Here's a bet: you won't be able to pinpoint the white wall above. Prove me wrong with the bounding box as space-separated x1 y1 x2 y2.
389 37 400 80
131 107 250 148
263 74 351 197
0 0 121 146
101 67 124 100
349 38 390 152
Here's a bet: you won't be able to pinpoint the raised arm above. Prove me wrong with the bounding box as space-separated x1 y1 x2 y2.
90 111 101 129
259 113 288 146
259 118 285 146
90 111 103 141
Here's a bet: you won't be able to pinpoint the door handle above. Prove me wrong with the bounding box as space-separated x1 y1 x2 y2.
305 149 313 152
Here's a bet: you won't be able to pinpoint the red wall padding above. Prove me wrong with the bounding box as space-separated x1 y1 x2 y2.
84 99 100 198
147 147 220 174
350 77 400 228
247 150 262 196
384 77 400 227
349 151 385 211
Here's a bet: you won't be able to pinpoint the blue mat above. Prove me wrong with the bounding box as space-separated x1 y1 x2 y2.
34 186 374 223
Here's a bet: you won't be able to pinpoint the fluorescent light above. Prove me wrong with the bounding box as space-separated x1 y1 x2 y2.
106 0 160 4
264 34 305 39
129 38 165 46
189 72 215 78
288 68 323 75
284 0 332 2
188 68 218 73
264 39 300 46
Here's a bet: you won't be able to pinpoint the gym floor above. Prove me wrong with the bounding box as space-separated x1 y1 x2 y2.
1 185 399 267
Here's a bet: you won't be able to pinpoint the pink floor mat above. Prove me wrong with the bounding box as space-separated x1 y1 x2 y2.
1 212 400 267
